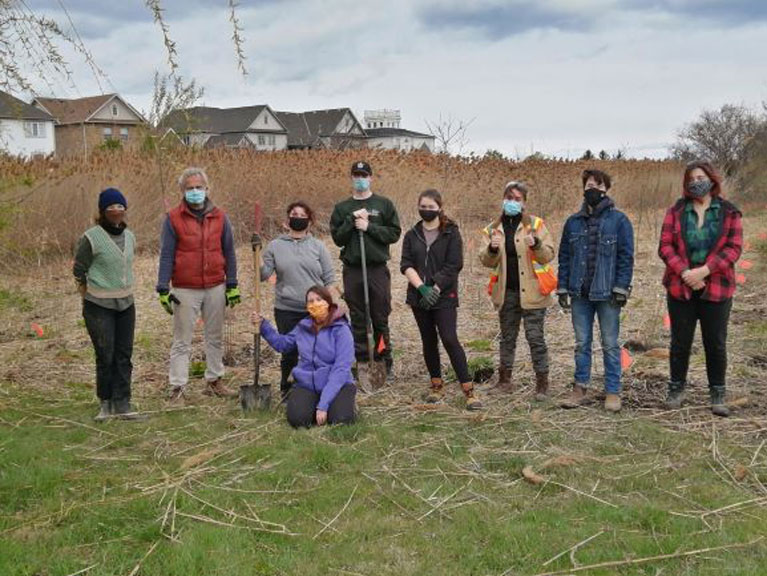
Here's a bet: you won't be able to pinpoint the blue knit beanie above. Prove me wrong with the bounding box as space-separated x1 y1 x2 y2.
98 187 127 212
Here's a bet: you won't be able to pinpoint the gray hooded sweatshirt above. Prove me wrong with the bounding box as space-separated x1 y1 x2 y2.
260 234 336 311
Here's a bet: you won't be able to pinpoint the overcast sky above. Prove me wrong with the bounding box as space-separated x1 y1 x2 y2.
23 0 767 158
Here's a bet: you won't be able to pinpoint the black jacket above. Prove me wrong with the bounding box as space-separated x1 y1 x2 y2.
400 221 463 309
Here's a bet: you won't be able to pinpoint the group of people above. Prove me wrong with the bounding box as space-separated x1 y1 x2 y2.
73 159 743 426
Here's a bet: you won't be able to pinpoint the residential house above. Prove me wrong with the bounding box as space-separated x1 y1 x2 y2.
33 93 147 158
161 105 288 151
0 89 55 157
274 108 366 150
363 109 435 152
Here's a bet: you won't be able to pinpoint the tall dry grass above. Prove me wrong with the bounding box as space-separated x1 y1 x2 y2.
0 148 684 272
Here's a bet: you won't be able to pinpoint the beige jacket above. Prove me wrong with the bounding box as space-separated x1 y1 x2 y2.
479 214 556 310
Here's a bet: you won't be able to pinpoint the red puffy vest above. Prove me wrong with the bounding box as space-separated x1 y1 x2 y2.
169 203 226 289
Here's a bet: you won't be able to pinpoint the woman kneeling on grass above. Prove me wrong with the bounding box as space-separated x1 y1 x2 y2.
400 189 481 410
252 286 356 427
73 188 140 421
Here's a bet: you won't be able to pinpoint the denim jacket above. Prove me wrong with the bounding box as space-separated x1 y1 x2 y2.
557 200 634 300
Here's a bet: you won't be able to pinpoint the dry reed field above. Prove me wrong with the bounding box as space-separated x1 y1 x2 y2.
1 150 767 575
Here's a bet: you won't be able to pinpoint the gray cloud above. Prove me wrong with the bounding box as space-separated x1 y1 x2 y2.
625 0 767 25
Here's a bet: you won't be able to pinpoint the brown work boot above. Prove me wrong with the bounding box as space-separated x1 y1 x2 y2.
461 382 483 411
604 393 622 412
534 372 549 401
203 378 238 398
423 377 445 403
168 386 186 406
560 384 587 409
496 366 513 393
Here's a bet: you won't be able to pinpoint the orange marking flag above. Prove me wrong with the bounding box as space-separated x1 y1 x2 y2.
30 323 44 338
736 273 747 285
377 334 386 354
759 232 767 241
621 347 634 370
739 260 753 270
663 313 671 330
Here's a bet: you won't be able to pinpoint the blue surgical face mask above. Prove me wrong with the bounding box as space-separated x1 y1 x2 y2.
353 177 370 193
185 187 206 205
503 199 522 216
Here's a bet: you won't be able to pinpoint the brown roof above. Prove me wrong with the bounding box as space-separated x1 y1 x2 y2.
34 94 144 125
0 89 52 121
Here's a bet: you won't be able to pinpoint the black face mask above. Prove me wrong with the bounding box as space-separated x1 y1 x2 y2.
288 217 310 232
419 209 440 223
584 187 604 207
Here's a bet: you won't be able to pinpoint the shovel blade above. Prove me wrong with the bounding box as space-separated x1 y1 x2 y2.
255 384 272 411
240 385 258 413
370 360 387 390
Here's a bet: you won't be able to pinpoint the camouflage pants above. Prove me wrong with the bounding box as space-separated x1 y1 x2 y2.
498 289 549 375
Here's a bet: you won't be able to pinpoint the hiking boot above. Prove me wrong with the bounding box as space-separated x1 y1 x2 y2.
113 399 142 421
710 387 730 418
604 393 622 412
168 386 186 406
496 366 513 393
665 381 686 409
560 384 587 409
534 372 549 401
423 377 445 403
461 382 483 411
204 378 237 398
94 400 112 422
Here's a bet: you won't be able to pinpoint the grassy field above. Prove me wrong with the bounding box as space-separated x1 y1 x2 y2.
1 155 767 575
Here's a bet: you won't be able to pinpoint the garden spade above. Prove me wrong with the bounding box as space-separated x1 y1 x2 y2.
358 229 387 391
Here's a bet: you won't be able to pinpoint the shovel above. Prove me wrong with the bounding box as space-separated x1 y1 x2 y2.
241 203 272 412
358 229 387 391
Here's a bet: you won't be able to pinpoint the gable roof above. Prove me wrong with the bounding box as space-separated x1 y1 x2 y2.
274 108 363 147
33 93 146 125
204 132 255 148
0 89 53 121
161 105 287 134
365 127 434 139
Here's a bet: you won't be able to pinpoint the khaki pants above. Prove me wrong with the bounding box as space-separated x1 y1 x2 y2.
169 284 225 389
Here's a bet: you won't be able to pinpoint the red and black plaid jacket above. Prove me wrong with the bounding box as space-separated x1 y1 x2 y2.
658 198 743 302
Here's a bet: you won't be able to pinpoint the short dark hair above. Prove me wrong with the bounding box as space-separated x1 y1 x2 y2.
286 201 315 224
581 169 611 190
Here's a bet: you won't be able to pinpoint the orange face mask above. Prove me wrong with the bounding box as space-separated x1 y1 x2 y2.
307 300 329 321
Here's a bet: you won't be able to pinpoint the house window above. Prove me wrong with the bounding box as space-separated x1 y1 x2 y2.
264 115 268 125
257 134 266 145
24 122 46 138
120 127 129 141
112 104 118 116
103 127 113 141
267 134 275 146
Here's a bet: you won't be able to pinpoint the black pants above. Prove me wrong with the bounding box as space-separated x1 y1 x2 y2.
342 264 392 364
667 292 732 389
82 300 135 401
412 306 471 383
274 308 309 395
286 384 356 428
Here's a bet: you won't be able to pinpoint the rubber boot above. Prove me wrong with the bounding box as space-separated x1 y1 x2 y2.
94 400 112 422
423 377 445 403
113 398 142 421
462 382 483 411
665 380 686 409
710 386 729 418
496 366 513 393
534 372 549 401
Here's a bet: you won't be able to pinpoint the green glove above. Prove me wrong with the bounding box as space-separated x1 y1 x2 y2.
417 284 440 309
225 286 241 308
159 290 180 315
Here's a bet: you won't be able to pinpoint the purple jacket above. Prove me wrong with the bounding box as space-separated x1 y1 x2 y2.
260 311 355 411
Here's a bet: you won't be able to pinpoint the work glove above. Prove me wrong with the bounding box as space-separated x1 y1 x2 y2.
611 291 628 308
159 290 180 315
417 284 441 310
225 286 241 308
558 292 570 310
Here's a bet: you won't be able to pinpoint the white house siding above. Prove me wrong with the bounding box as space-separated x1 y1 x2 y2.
367 135 434 152
244 132 287 151
187 133 211 147
90 97 142 123
248 109 286 132
0 118 56 157
335 111 364 135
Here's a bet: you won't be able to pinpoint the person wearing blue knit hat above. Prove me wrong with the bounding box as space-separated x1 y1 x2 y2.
73 187 140 421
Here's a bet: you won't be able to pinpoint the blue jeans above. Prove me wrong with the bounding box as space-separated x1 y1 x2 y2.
571 297 622 394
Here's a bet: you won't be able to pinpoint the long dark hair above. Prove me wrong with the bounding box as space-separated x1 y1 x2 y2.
683 161 723 199
418 189 454 231
306 285 337 330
